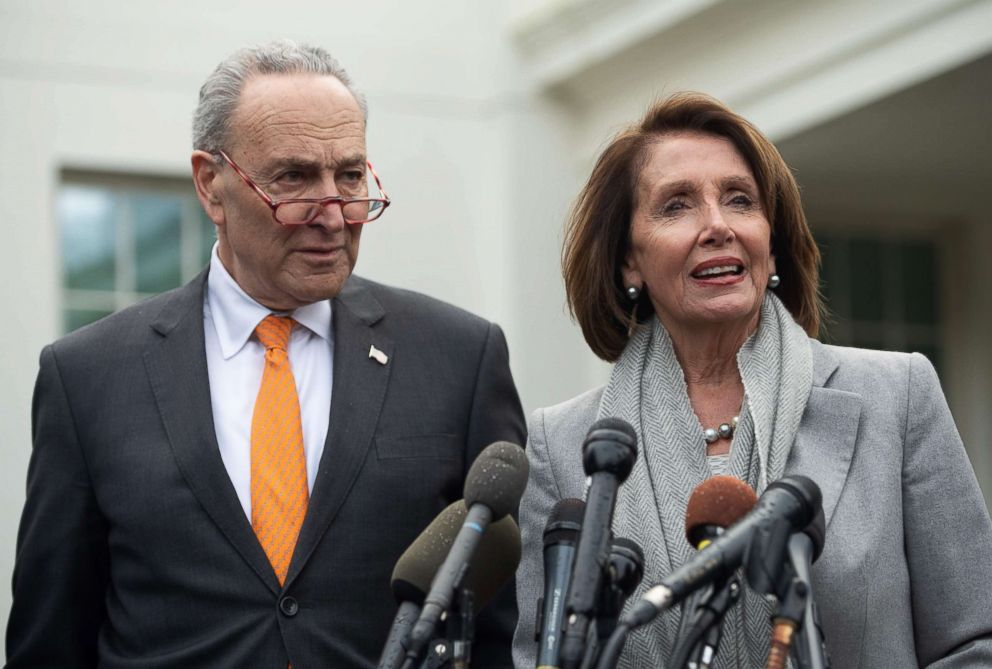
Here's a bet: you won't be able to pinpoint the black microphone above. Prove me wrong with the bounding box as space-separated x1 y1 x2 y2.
595 538 644 642
622 475 821 629
535 498 585 669
745 485 823 598
379 500 523 669
560 418 638 669
405 442 529 663
778 506 829 669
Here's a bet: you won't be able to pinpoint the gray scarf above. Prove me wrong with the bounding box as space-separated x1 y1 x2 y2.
596 292 812 669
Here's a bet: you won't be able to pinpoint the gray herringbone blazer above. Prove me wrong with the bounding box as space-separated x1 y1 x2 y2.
513 340 992 668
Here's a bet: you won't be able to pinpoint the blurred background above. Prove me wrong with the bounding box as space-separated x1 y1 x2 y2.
2 0 990 634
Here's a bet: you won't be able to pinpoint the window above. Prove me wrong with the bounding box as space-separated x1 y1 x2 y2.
817 230 942 372
58 172 215 332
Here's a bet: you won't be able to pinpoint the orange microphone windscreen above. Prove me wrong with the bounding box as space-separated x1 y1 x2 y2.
684 475 758 548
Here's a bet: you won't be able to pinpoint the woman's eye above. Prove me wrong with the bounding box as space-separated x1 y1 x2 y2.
662 199 688 215
728 193 754 208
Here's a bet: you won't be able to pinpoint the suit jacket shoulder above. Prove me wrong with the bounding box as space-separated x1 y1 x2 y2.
48 270 205 366
530 386 603 451
340 274 495 337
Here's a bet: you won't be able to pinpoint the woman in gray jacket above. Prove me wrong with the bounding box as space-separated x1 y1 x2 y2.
513 92 992 669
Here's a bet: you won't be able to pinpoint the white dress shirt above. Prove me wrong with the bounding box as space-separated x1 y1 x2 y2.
203 244 333 519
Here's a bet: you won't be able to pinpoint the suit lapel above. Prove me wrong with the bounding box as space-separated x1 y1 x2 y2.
143 271 281 594
786 341 862 528
285 278 393 586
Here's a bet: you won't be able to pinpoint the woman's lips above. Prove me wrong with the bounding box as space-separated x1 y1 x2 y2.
691 269 747 286
690 257 745 283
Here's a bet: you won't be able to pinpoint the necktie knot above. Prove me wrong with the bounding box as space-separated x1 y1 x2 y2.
255 315 295 351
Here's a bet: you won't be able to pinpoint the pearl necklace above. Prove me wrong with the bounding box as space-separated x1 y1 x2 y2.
703 415 739 444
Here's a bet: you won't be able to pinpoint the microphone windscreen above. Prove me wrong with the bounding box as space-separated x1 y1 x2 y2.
390 500 523 612
685 475 758 548
804 505 826 562
582 417 638 480
464 441 528 520
585 417 638 455
611 536 644 563
391 501 466 605
609 537 645 595
543 498 585 547
769 475 823 529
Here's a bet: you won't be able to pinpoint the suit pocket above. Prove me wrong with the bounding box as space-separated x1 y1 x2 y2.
375 434 461 460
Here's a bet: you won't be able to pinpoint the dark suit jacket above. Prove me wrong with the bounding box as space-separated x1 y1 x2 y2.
7 271 526 668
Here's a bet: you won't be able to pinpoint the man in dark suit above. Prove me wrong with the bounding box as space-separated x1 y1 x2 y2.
6 40 525 668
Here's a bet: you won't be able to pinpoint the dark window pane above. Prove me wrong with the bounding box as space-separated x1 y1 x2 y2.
815 234 845 338
59 186 117 291
134 194 182 293
849 238 884 321
64 308 114 332
913 344 940 373
901 241 937 324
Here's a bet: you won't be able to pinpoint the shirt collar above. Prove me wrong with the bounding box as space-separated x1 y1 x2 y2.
206 243 333 359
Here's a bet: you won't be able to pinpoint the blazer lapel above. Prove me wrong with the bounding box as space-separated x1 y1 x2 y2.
143 271 281 594
786 341 862 528
286 278 393 586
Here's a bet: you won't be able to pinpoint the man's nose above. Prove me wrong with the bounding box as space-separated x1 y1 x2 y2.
308 200 347 230
308 180 347 230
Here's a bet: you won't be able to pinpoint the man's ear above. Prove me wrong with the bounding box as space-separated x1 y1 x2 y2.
191 151 226 227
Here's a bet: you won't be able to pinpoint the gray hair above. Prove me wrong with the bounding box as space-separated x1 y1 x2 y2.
192 39 368 152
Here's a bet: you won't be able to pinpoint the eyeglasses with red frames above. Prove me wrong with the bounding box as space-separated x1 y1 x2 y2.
218 150 391 225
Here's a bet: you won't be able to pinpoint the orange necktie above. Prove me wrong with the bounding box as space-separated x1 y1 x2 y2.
251 315 309 585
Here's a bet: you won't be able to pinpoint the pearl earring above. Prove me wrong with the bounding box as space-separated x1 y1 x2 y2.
768 274 781 289
626 285 641 301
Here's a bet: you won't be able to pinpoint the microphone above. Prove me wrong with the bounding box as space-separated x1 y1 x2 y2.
790 506 828 669
595 537 644 642
535 498 585 669
685 475 759 549
560 418 638 669
768 505 829 669
379 500 522 669
745 486 823 597
671 476 759 669
405 442 529 663
623 475 821 629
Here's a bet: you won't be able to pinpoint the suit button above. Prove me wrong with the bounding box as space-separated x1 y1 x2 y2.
279 596 299 617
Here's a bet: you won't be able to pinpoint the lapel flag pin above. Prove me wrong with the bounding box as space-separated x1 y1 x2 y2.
369 345 389 365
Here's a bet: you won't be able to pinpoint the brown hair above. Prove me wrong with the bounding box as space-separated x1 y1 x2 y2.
562 92 822 361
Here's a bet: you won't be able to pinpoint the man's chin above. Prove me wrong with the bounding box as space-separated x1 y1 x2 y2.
289 273 353 305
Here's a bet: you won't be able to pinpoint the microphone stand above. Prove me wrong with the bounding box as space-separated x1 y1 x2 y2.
691 577 741 669
765 574 807 669
416 640 452 669
668 576 741 669
781 535 829 669
449 588 475 669
793 599 829 669
410 586 476 669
